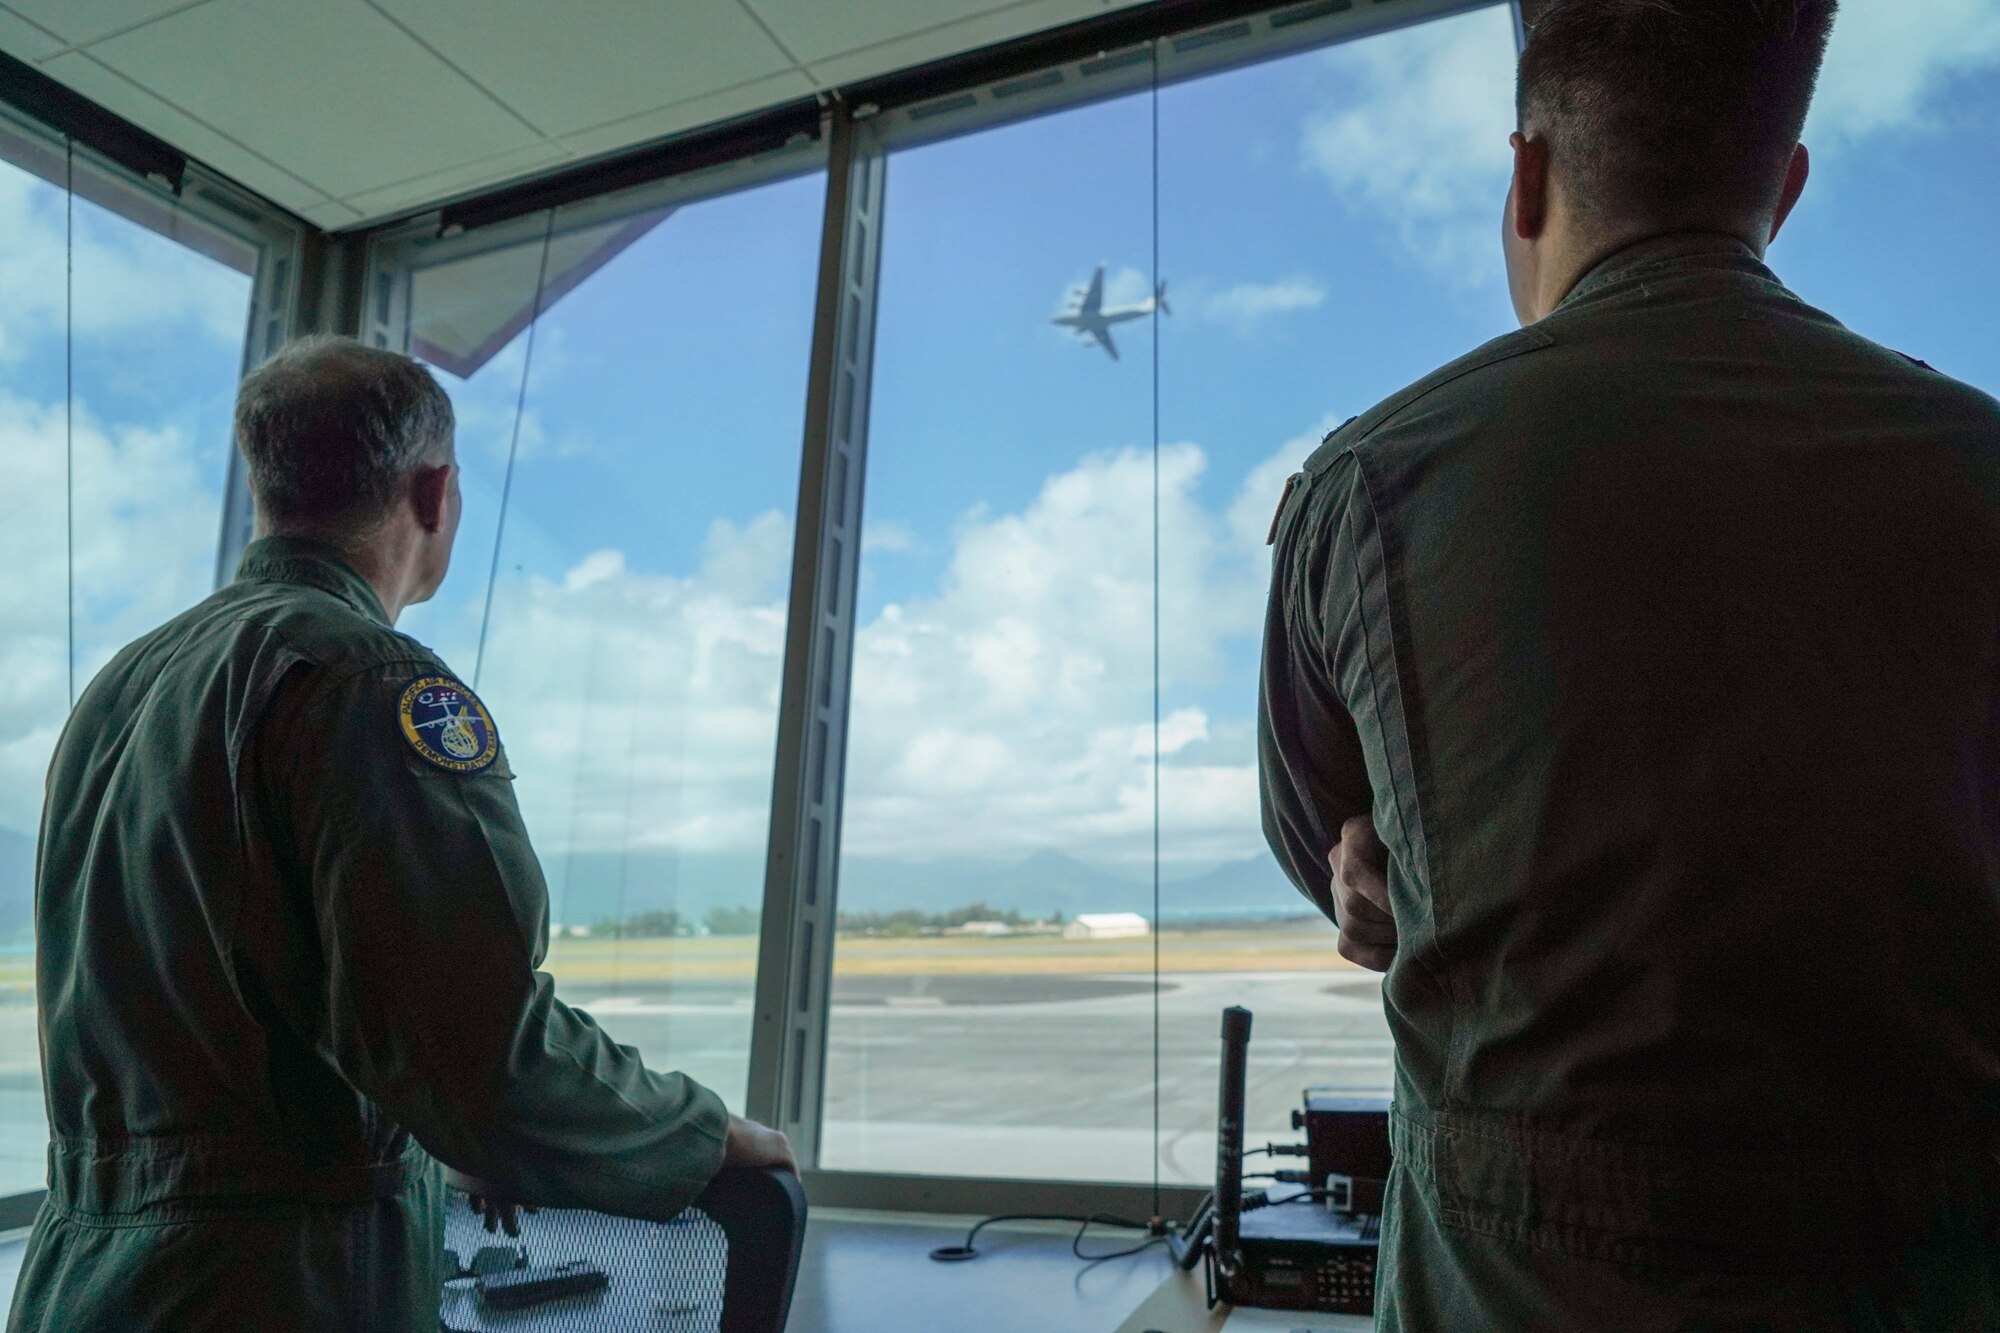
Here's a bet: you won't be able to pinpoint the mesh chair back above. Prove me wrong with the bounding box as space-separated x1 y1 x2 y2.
440 1168 806 1333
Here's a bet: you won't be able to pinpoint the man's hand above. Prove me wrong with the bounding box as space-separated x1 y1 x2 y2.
443 1168 539 1238
1328 815 1396 972
724 1114 798 1173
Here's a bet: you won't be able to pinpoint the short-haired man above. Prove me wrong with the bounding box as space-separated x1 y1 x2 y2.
1261 1 2000 1327
9 337 794 1331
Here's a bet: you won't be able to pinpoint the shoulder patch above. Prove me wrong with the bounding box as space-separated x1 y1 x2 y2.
397 675 499 773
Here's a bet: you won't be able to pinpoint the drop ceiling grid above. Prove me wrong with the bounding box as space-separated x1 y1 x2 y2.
3 0 1166 228
2 0 211 51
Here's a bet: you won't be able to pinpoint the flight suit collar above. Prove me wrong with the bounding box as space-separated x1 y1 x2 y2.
1556 230 1769 314
234 535 392 626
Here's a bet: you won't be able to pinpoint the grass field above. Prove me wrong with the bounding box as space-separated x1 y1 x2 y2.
0 923 1357 996
540 922 1355 986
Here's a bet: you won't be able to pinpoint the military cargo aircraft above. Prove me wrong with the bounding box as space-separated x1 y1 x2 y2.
1053 263 1170 361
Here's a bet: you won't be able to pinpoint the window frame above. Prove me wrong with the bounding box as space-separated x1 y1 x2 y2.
0 95 307 1223
0 0 1526 1226
782 0 1527 1216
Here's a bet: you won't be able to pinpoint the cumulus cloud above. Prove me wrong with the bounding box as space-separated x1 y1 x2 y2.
1810 0 2000 141
0 158 250 842
471 513 795 860
1300 4 1518 285
1199 276 1327 332
429 418 1333 877
0 392 224 833
0 167 248 360
836 430 1315 871
862 520 918 555
1294 0 2000 287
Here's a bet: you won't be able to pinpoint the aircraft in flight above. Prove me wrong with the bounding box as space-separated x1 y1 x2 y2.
1052 263 1170 361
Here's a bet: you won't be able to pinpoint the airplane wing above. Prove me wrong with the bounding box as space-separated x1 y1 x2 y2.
1092 325 1119 361
1079 264 1106 318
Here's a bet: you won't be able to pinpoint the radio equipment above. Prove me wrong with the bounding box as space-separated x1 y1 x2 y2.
1176 1007 1390 1317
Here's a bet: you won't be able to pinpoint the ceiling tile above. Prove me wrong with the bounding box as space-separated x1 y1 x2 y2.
799 0 1155 88
339 138 570 224
749 0 1005 66
371 0 797 138
0 6 64 60
6 0 195 47
88 0 540 200
40 51 330 213
552 68 816 163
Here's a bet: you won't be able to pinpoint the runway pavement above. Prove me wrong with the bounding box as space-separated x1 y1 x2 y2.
0 966 1394 1194
563 967 1394 1186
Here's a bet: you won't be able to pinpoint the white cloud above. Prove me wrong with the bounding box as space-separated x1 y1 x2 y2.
1199 276 1327 332
1299 4 1518 285
862 520 918 555
1810 0 2000 141
0 167 249 360
0 392 224 834
439 419 1333 877
472 517 794 861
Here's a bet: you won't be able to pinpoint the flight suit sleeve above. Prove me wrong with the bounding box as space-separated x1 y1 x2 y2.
1259 452 1376 925
261 659 729 1222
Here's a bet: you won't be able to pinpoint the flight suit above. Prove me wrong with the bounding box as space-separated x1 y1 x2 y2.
10 536 729 1332
1260 233 2000 1330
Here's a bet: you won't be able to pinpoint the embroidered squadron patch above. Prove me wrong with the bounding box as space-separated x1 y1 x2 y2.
398 675 499 773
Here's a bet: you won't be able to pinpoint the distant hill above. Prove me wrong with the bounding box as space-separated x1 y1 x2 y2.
540 845 1309 928
0 819 1311 945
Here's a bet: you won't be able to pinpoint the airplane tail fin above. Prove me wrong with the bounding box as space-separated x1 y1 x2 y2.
1155 280 1171 316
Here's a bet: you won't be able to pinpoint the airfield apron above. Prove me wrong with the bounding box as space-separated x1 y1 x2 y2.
12 536 729 1332
1260 234 2000 1329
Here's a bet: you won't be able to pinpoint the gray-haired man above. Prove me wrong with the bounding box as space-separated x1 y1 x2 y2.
11 336 792 1331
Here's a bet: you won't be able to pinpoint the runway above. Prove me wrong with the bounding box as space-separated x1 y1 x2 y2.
566 967 1393 1186
0 966 1393 1193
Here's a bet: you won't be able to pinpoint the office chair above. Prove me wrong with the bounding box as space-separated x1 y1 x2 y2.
440 1167 808 1333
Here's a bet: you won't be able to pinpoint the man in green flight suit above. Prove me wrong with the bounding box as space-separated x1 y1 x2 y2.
9 336 795 1331
1261 1 2000 1328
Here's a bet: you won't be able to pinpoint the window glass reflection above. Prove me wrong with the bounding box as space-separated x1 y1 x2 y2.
0 140 256 1193
392 171 825 1106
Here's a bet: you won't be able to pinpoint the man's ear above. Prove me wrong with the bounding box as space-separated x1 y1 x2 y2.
1768 143 1811 245
410 463 453 535
1511 131 1551 241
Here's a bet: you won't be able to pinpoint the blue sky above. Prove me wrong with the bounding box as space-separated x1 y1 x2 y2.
0 0 1997 1187
5 0 2000 919
362 0 2000 910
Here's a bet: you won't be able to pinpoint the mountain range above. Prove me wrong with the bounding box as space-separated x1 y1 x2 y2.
0 824 1311 945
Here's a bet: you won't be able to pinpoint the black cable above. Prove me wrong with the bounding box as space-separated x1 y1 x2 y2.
473 207 555 690
1147 37 1163 1224
929 1213 1160 1265
63 134 74 709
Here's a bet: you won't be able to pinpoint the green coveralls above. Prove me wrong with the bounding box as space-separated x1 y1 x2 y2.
1260 234 2000 1330
10 537 729 1332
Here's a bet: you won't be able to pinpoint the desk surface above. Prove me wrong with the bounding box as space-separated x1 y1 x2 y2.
0 1212 1377 1332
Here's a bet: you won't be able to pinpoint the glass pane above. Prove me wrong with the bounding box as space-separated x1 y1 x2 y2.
825 7 1526 1184
1153 4 1519 1185
0 141 256 1194
823 90 1159 1181
394 170 825 1108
